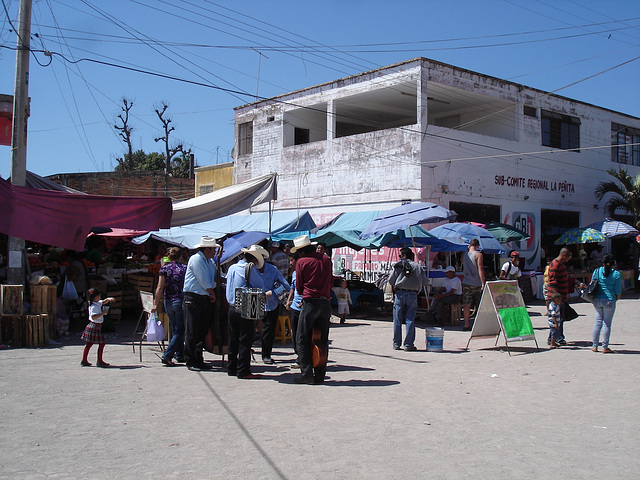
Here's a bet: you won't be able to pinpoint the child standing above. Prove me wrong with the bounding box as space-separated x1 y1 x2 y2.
332 279 352 324
548 292 563 349
81 288 115 367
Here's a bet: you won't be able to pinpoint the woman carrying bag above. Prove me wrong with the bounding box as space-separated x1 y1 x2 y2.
591 254 622 354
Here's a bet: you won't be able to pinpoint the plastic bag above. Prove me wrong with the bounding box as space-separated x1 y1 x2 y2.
61 277 78 300
146 312 165 342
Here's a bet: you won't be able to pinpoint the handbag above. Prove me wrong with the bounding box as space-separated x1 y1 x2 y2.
563 303 580 322
580 271 599 303
61 277 78 300
146 312 165 342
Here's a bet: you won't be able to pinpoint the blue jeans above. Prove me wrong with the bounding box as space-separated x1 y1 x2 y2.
592 299 616 349
393 290 418 348
162 298 185 361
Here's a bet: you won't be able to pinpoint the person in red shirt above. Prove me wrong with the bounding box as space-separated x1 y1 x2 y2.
291 235 333 385
547 247 585 345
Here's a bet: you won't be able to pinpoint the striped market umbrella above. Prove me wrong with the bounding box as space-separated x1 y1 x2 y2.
587 219 639 238
554 227 607 245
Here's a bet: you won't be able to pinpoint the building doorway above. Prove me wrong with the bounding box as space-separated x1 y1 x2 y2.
541 209 579 260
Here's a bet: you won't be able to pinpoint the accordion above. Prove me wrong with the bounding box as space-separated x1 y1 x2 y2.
235 287 266 321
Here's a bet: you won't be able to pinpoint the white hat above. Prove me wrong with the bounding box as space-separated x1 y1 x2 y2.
444 266 456 273
290 235 317 253
241 244 267 268
194 236 219 248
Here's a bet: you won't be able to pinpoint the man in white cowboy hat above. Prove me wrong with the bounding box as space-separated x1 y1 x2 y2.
183 236 219 371
291 234 332 384
225 245 268 379
256 244 291 365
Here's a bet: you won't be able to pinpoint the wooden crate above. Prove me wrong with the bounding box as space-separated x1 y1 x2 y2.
0 315 23 346
108 308 122 324
1 285 23 316
128 273 156 292
29 285 57 315
24 314 49 348
108 290 139 309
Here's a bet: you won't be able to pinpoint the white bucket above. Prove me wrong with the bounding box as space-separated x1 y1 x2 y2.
426 327 444 352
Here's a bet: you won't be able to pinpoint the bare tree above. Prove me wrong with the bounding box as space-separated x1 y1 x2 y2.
114 98 135 170
154 103 185 175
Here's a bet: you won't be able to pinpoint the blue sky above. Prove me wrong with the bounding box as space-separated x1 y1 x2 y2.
1 0 639 180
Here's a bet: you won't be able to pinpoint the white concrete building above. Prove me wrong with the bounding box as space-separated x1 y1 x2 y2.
233 57 640 270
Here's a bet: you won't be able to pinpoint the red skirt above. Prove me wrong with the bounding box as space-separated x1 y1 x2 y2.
81 321 104 344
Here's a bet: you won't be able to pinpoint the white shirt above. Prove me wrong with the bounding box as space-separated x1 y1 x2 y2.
89 300 107 324
501 261 522 279
442 276 462 295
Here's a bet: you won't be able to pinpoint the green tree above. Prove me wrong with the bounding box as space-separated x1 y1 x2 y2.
114 150 165 172
594 167 640 282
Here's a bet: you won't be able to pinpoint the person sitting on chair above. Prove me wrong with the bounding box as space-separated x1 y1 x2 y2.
428 266 462 324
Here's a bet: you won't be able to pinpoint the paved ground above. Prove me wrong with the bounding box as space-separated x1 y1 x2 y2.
1 294 639 480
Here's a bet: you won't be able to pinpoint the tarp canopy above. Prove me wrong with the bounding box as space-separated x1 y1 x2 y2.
0 176 172 250
24 170 85 194
273 211 461 251
170 173 277 226
132 210 316 249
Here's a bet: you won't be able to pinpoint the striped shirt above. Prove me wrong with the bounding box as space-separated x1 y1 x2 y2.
547 258 569 300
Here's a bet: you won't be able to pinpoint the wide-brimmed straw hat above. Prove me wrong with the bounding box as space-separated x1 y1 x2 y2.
290 235 317 253
194 236 219 248
241 244 268 268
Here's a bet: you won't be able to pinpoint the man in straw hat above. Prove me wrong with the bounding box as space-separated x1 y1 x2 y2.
225 245 268 379
183 236 219 371
291 235 333 384
253 244 291 365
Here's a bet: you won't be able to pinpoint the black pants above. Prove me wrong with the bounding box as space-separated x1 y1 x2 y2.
261 309 279 360
289 308 301 362
227 307 255 377
183 292 213 367
297 298 331 381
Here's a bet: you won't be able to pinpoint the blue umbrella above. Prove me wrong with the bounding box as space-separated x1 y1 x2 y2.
428 222 505 254
587 219 639 238
359 202 456 239
219 231 269 264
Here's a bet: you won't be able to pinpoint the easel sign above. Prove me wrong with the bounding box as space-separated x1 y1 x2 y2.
465 280 539 355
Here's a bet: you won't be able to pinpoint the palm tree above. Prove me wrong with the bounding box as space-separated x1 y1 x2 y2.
595 167 640 287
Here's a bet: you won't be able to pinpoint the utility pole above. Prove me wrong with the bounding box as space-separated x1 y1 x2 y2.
7 0 32 285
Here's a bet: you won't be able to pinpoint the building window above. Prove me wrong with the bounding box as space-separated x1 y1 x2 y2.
541 110 580 151
523 105 537 118
611 122 640 166
238 121 253 155
294 127 310 145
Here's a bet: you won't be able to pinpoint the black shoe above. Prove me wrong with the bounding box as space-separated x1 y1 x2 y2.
263 357 275 365
227 369 237 377
174 356 185 363
161 357 176 367
393 345 402 350
187 365 202 372
80 360 91 367
295 376 315 385
558 339 567 346
198 363 214 370
404 345 417 352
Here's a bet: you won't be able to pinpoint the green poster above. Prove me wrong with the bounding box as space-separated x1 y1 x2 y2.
498 306 534 339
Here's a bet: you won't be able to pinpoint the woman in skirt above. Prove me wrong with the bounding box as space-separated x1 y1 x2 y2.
81 288 115 367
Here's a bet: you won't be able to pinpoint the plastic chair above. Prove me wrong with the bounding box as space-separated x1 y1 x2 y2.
274 315 293 344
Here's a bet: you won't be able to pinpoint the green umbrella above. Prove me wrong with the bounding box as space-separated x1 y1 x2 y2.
485 222 530 243
554 227 607 245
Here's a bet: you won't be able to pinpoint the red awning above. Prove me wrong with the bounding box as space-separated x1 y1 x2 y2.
0 177 172 250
